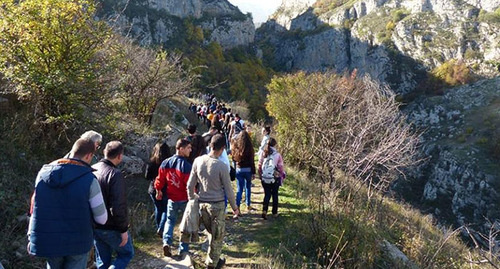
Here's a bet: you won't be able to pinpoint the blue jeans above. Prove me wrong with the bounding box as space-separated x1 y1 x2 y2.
46 253 88 269
94 230 134 269
163 200 189 253
236 168 252 207
150 193 168 234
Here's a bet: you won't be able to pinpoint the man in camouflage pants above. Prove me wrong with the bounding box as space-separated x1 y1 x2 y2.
187 134 239 269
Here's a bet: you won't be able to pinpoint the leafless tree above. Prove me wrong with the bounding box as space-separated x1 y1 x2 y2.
269 71 420 196
103 35 199 125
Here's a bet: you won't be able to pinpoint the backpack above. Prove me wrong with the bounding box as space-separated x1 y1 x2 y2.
261 153 279 184
233 120 243 135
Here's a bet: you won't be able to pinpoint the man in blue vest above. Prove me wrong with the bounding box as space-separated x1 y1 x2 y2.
28 138 108 269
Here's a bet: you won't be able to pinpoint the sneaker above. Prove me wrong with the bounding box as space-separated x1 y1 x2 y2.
272 213 279 218
163 245 172 257
215 257 226 269
247 205 257 211
261 213 267 220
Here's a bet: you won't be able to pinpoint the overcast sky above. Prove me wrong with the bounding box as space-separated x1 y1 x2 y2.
228 0 282 24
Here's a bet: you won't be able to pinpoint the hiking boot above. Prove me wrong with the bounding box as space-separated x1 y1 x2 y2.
261 213 267 220
163 245 172 257
156 229 163 237
215 257 226 269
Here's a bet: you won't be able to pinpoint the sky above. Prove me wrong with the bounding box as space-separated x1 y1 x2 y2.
228 0 282 24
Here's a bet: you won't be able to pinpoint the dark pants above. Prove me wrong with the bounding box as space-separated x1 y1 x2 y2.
150 193 168 234
261 180 280 214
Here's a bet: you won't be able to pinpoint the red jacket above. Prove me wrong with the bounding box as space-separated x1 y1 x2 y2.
154 155 192 202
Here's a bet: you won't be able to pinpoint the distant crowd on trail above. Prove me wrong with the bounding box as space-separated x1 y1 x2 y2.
26 99 285 269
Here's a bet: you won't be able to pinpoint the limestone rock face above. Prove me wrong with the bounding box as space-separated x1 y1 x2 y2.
101 0 255 49
402 78 500 227
257 0 500 94
146 0 203 18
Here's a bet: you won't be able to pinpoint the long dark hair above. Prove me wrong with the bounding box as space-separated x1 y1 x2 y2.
263 137 277 158
150 142 171 165
231 130 254 162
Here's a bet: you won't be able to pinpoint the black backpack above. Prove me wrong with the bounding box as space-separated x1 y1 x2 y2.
234 120 243 135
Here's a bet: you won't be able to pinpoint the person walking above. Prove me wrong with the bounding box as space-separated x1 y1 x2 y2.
145 142 172 236
186 124 206 164
258 138 285 220
231 131 256 213
64 130 102 165
256 126 271 157
92 141 134 269
154 139 192 257
28 138 108 269
187 134 239 269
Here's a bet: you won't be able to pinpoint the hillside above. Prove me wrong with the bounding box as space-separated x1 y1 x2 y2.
3 0 500 268
255 0 500 237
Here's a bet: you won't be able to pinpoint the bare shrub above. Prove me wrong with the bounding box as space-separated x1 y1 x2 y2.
102 35 199 125
267 71 420 195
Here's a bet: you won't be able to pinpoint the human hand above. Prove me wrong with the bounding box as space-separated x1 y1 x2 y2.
156 190 162 200
119 232 128 247
233 208 240 218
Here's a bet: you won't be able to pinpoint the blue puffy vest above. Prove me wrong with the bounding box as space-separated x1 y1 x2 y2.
28 159 95 257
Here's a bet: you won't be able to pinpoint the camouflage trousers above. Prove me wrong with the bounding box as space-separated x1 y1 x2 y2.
199 201 226 267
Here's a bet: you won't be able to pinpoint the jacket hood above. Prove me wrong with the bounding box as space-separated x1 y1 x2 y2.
37 159 93 188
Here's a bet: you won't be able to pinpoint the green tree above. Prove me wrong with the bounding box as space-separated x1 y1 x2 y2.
0 0 110 131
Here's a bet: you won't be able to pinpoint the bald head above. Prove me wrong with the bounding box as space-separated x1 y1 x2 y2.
104 141 124 160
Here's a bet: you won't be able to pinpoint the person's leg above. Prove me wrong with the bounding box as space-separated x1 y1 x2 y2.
235 172 245 207
204 202 226 268
271 183 280 215
46 256 63 269
111 231 134 269
244 171 252 207
150 193 162 231
158 197 168 235
261 181 271 214
175 201 189 253
63 253 89 269
163 200 176 247
94 229 113 269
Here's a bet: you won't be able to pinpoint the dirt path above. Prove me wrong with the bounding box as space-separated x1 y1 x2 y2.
128 182 276 269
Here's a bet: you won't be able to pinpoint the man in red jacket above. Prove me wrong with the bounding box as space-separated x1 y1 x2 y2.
154 139 192 257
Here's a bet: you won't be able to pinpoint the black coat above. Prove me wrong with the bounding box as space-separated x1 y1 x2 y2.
92 159 129 233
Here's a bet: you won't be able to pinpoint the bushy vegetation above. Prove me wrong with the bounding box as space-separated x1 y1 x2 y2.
0 0 196 266
478 8 500 24
267 71 419 193
0 0 196 143
430 59 473 89
260 168 497 268
176 20 274 121
263 71 499 268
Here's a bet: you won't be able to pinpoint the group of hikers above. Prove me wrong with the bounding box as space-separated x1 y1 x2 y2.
26 101 285 269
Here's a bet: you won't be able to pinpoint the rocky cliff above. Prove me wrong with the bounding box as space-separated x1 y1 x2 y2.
100 0 255 49
397 78 500 228
257 0 500 94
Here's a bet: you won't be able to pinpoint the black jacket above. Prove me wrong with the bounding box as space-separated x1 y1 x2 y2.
145 162 160 195
92 159 129 233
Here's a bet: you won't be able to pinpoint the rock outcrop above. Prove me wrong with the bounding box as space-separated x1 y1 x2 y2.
400 77 500 228
258 0 500 94
100 0 255 49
